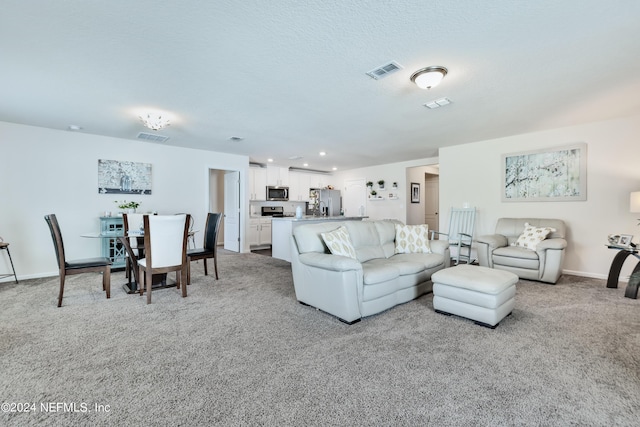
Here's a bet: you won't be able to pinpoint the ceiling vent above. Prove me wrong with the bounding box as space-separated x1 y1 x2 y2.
137 132 169 143
423 98 452 109
366 61 403 80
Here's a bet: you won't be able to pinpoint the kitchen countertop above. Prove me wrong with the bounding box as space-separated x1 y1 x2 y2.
271 216 367 222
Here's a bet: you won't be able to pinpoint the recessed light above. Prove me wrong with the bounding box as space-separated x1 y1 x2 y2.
319 151 326 156
67 125 82 131
303 163 309 167
267 158 274 162
332 167 337 171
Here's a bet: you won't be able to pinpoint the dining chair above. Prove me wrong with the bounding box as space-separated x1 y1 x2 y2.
187 212 222 283
44 214 111 307
122 213 145 281
0 236 18 284
138 214 190 304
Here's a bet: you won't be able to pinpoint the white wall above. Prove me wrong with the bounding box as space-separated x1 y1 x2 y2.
406 164 440 225
334 157 439 222
0 122 249 280
439 114 640 279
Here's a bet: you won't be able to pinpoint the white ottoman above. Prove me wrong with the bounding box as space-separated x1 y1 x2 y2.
431 265 518 328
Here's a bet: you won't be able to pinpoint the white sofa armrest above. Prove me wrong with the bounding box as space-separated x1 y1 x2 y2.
535 238 567 251
476 234 508 268
429 239 449 255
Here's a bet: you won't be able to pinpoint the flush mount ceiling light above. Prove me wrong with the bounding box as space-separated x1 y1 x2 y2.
410 66 448 89
139 112 171 131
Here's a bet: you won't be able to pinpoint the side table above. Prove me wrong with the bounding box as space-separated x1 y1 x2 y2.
606 246 640 299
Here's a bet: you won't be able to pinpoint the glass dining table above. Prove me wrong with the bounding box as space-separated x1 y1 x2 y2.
81 232 180 294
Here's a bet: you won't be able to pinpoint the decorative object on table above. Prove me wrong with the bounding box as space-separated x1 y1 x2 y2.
370 190 377 198
98 159 152 195
378 180 385 190
366 181 373 188
411 182 420 203
295 206 303 219
607 234 621 246
44 214 112 307
115 200 140 213
502 143 587 202
618 234 634 248
392 182 398 189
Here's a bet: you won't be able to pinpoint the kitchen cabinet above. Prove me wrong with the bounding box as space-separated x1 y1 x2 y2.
249 167 267 200
288 171 312 201
249 218 272 248
266 165 289 186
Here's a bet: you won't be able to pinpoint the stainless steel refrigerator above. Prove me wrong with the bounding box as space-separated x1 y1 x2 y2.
308 188 341 216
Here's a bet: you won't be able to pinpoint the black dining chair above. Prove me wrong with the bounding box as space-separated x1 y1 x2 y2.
44 214 112 307
187 212 222 282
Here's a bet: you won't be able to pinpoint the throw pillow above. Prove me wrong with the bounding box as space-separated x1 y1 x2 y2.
395 224 431 254
321 226 357 259
513 222 556 250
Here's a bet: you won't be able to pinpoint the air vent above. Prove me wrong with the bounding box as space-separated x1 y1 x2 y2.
137 132 169 143
366 61 403 80
423 98 452 109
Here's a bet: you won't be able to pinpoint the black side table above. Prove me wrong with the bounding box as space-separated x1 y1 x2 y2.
606 246 640 299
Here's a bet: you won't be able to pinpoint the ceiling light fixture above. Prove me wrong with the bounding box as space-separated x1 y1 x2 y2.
410 66 448 89
139 112 171 130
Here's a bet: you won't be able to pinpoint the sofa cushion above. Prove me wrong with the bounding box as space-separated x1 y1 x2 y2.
394 224 431 254
376 220 400 258
321 226 357 259
361 261 400 285
390 253 445 270
493 246 540 269
344 221 386 262
365 257 425 276
513 222 556 250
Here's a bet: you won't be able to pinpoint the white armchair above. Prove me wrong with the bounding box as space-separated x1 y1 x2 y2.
476 218 567 284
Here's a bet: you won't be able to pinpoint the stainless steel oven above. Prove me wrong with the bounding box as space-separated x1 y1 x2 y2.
266 186 289 201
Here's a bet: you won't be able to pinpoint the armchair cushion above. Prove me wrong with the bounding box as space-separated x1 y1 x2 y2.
513 223 556 250
394 224 431 254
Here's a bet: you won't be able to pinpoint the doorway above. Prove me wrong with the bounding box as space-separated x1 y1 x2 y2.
209 169 241 252
424 173 439 232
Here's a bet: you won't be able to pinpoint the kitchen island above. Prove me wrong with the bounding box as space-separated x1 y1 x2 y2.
271 216 367 262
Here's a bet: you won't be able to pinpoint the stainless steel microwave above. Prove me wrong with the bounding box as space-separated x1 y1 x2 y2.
266 186 289 201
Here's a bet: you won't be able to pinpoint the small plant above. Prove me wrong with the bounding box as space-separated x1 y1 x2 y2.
366 181 373 187
392 182 398 188
115 200 140 210
378 180 385 186
370 190 377 196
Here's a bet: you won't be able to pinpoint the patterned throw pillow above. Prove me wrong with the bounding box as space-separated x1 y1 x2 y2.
513 222 556 250
321 226 357 259
395 224 431 254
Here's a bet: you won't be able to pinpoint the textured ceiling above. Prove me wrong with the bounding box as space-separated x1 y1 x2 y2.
2 0 640 171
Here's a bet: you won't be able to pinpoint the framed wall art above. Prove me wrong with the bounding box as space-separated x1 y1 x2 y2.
411 182 420 203
98 159 152 195
502 143 587 202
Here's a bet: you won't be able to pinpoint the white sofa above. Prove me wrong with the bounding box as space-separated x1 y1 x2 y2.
290 220 450 324
476 218 567 284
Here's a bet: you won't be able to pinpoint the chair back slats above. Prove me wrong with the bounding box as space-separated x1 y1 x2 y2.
143 214 189 268
204 213 223 250
447 208 476 243
44 214 65 269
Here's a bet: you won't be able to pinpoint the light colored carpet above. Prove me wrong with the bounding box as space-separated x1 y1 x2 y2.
1 250 639 426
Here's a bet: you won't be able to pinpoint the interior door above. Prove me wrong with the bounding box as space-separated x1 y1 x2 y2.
224 171 240 252
343 178 367 217
424 173 439 232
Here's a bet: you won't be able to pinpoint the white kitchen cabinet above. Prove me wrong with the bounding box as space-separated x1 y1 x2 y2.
288 171 312 201
249 167 267 200
266 165 289 186
249 218 272 247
